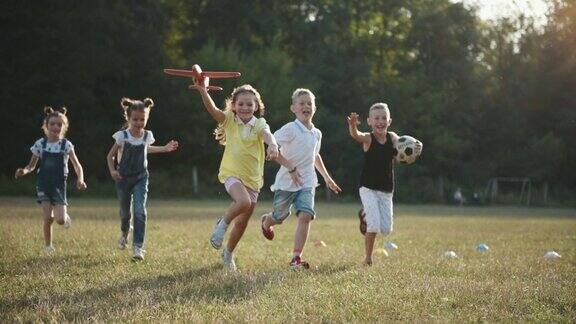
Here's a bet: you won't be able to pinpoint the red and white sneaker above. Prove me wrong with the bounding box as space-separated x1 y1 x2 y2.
261 213 274 241
289 256 310 269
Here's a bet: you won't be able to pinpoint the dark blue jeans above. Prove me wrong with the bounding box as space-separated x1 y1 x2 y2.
116 174 148 248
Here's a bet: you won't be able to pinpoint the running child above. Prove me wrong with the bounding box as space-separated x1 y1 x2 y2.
261 88 341 269
190 83 278 271
347 103 420 266
15 107 87 253
106 98 179 261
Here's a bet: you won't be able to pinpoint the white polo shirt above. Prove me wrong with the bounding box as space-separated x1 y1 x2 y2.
271 119 322 192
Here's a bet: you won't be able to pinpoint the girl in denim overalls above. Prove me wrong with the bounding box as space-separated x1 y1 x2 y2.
106 98 179 261
15 107 87 254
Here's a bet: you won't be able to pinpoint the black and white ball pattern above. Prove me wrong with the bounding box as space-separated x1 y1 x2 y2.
393 135 422 164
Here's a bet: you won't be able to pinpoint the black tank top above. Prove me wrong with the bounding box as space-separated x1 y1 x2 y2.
359 132 394 192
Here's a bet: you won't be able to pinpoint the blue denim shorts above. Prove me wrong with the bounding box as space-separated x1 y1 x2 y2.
271 188 316 223
36 184 67 205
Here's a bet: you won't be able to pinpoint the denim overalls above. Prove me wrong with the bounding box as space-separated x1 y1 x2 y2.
116 130 149 249
37 138 68 205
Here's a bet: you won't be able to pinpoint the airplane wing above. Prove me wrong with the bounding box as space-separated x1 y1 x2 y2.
202 72 241 78
163 69 197 77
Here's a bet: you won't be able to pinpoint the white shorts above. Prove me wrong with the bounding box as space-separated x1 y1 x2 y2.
359 186 393 235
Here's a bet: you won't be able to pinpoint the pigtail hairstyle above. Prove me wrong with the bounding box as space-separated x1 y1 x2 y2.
42 106 69 136
120 97 153 129
143 98 154 109
214 84 265 145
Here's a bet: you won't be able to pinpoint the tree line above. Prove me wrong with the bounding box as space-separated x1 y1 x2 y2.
2 0 574 205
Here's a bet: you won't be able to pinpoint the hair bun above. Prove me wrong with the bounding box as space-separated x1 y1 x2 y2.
44 106 54 114
120 98 132 109
143 98 154 108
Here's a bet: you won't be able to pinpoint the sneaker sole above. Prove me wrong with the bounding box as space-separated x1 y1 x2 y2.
210 218 225 249
210 239 222 250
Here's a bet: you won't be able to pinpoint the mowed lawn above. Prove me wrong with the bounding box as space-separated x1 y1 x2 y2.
1 197 575 322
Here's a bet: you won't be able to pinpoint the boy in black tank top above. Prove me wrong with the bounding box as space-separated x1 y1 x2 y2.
347 103 400 266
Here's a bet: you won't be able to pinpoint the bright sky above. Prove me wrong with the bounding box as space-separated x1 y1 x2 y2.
458 0 550 25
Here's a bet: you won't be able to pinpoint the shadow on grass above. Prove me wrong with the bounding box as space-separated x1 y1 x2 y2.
3 254 103 276
311 264 352 275
1 263 283 321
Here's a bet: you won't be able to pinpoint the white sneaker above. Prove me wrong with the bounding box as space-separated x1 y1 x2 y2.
63 214 72 229
210 217 228 249
221 248 237 271
118 234 128 250
132 246 145 261
44 245 55 254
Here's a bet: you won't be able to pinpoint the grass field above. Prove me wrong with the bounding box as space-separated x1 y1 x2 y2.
1 197 575 322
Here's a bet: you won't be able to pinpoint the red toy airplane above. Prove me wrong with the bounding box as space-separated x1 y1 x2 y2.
164 64 241 91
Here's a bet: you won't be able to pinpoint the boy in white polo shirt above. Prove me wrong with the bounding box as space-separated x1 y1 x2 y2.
261 88 341 269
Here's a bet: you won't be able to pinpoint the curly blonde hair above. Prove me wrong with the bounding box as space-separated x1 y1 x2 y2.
214 84 265 145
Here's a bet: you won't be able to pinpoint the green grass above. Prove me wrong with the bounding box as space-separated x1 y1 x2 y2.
1 198 575 322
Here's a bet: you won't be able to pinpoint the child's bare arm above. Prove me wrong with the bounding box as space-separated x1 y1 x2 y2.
148 140 179 154
262 128 279 160
106 143 122 181
347 112 371 144
314 154 342 194
273 152 302 187
190 85 226 124
69 150 87 190
14 155 39 178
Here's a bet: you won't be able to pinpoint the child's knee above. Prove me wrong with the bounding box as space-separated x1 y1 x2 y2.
235 199 252 213
298 212 313 223
134 212 147 222
53 207 66 224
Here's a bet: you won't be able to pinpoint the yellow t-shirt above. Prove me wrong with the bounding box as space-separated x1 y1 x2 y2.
218 110 268 191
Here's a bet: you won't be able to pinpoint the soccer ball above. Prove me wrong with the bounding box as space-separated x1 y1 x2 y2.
393 135 422 164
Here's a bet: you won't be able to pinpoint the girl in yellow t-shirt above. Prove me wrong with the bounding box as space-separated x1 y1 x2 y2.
191 83 278 270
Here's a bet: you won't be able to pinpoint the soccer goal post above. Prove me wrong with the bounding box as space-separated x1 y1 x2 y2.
485 177 532 206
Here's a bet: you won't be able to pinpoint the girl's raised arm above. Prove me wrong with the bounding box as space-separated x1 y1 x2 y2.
14 155 39 178
190 85 226 124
